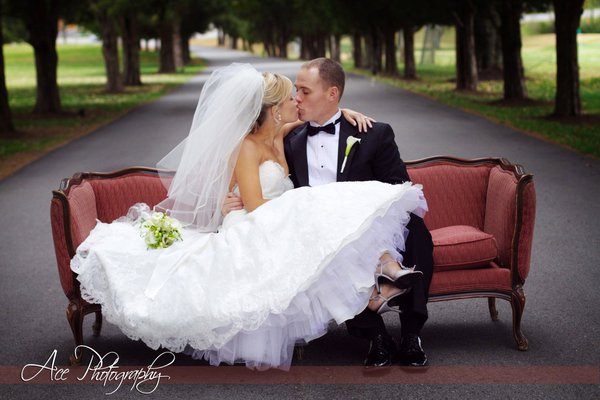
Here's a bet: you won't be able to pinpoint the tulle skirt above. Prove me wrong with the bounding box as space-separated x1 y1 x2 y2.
71 181 427 370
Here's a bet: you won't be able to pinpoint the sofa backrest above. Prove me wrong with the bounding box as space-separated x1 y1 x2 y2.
52 159 535 300
88 173 168 223
408 162 494 231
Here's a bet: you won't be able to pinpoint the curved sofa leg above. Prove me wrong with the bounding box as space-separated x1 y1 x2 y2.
488 297 499 321
92 310 103 336
66 301 84 365
511 285 528 351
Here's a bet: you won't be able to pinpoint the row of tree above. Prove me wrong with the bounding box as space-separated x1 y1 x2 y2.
0 0 218 137
0 0 589 138
214 0 586 118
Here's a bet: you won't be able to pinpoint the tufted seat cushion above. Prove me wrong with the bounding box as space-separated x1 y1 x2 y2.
431 225 498 270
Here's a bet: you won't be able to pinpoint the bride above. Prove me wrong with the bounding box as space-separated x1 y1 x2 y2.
71 63 428 370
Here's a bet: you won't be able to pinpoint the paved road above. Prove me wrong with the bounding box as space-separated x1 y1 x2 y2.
1 46 598 399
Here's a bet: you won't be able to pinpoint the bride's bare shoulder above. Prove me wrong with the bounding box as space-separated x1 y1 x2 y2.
238 136 262 162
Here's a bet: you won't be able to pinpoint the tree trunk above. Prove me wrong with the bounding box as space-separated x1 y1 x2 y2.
501 0 527 99
306 34 315 59
352 33 363 68
373 28 383 75
278 29 288 58
553 0 584 117
455 1 478 91
172 19 184 70
0 11 15 136
303 34 318 59
475 4 502 75
265 35 274 57
24 0 61 114
364 33 374 71
402 25 417 79
159 21 176 73
242 38 250 52
384 28 398 75
181 34 191 64
300 36 307 59
317 33 327 58
121 14 142 86
493 24 503 71
99 9 122 93
264 38 273 57
367 28 382 75
333 34 341 62
217 28 225 46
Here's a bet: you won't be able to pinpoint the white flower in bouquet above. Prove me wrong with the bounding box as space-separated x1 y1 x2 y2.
140 212 183 249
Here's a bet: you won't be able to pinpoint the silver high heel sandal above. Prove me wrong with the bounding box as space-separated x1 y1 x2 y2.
374 258 423 293
370 288 407 315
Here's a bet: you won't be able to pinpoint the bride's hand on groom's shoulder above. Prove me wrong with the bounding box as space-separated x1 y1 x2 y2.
222 192 244 216
341 108 376 133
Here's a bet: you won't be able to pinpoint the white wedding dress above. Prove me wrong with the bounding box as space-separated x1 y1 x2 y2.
71 160 427 370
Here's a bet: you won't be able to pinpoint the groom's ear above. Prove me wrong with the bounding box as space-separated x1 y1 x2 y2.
327 86 340 103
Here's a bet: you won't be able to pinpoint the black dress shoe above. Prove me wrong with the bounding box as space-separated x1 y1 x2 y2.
364 334 397 368
398 334 428 366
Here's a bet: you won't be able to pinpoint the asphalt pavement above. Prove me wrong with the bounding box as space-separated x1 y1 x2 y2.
0 46 598 399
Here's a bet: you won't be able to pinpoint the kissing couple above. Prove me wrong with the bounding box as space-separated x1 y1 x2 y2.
71 58 434 370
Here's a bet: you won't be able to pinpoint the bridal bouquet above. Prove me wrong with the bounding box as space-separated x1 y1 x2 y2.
140 211 183 249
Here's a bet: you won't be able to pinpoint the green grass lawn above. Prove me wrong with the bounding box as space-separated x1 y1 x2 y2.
346 31 600 158
1 43 203 169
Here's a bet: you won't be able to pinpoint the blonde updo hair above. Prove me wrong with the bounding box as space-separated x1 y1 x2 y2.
250 72 293 133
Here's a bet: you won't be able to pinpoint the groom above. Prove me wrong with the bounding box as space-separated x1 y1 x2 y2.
286 58 433 367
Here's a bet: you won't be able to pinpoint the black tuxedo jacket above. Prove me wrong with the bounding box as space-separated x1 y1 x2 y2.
284 117 411 187
285 117 433 329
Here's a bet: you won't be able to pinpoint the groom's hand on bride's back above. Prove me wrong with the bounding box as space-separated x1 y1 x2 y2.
222 192 244 216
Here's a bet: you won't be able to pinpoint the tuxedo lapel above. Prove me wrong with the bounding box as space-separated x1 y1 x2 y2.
288 125 310 187
336 119 359 182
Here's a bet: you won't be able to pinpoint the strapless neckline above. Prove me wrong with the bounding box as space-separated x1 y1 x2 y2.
231 159 294 200
260 159 287 174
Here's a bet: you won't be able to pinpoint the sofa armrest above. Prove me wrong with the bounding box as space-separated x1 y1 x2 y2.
515 177 536 283
51 196 76 299
484 167 518 268
50 167 171 305
68 181 99 249
51 180 99 299
484 165 535 283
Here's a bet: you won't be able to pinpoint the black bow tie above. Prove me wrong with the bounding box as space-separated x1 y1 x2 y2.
306 117 342 136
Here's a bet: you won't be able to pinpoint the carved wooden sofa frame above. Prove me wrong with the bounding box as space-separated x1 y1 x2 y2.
51 156 535 364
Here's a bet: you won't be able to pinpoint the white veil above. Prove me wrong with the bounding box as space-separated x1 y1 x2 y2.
155 63 264 232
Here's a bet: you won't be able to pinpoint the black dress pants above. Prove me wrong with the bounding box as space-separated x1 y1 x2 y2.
345 215 433 339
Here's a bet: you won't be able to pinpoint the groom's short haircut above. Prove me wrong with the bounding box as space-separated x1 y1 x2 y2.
302 58 345 100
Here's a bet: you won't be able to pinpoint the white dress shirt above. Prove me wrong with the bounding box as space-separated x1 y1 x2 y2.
307 110 342 186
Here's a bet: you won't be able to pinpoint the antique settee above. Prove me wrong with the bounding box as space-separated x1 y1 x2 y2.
50 156 536 364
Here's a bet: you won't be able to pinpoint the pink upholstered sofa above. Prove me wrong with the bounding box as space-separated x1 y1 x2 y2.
51 156 535 363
